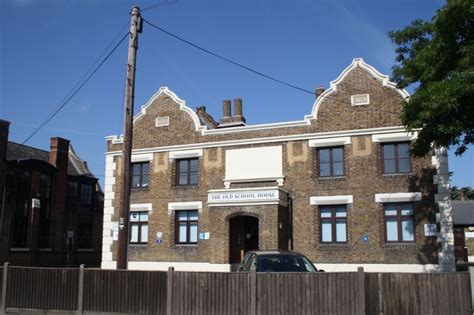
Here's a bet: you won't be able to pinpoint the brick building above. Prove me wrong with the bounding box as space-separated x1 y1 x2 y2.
102 58 455 272
0 120 103 267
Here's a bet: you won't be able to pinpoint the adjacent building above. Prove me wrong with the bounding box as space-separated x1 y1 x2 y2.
102 58 455 272
0 120 103 267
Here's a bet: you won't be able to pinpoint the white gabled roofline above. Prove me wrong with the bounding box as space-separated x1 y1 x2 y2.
133 87 207 133
309 58 410 119
105 59 410 142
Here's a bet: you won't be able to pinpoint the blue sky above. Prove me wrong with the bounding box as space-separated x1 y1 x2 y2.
1 0 472 188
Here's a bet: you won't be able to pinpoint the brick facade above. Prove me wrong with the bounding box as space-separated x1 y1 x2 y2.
102 58 455 272
0 123 103 267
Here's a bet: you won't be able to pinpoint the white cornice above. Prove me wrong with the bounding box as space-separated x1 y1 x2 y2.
308 136 351 147
375 192 422 203
372 131 418 143
168 149 203 159
310 195 353 205
106 126 412 156
309 58 410 120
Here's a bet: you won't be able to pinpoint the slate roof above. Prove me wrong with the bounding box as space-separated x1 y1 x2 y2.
452 201 474 225
6 141 95 178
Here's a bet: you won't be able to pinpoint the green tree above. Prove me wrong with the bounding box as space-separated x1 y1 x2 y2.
451 186 474 200
389 0 474 156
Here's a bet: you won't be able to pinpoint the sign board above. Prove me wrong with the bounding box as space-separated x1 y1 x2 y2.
361 235 369 243
156 232 163 244
208 189 282 205
424 224 437 236
465 232 474 238
32 198 40 208
112 222 119 241
199 232 210 240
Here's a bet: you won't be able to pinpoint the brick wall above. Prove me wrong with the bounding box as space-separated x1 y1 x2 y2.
103 59 446 270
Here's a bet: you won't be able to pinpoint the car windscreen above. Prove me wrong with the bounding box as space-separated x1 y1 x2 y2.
256 254 317 272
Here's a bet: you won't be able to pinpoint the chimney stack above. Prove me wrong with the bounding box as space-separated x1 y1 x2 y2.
316 86 325 98
219 98 246 127
223 100 231 118
49 137 70 256
49 137 70 169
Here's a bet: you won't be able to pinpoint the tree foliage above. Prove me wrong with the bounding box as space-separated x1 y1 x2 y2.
389 0 474 156
451 186 474 200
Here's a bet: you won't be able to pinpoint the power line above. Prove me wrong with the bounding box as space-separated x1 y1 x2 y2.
22 29 129 144
142 0 179 12
142 18 315 96
142 18 403 117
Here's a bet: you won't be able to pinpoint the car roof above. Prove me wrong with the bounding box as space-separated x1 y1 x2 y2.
245 250 307 256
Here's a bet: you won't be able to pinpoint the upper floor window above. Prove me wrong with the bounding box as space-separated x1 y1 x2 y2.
130 211 149 244
80 183 93 205
384 203 415 243
320 205 347 243
11 171 31 248
132 162 149 188
175 210 198 244
67 180 79 197
317 147 344 177
382 142 411 174
177 158 198 186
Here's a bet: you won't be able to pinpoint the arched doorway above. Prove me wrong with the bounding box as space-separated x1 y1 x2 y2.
229 216 259 264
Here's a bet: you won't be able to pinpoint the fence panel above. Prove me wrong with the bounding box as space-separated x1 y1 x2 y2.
365 272 471 315
172 271 251 315
6 266 78 310
83 269 167 314
256 272 361 315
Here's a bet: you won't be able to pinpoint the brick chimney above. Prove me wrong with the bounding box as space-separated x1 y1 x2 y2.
233 98 246 124
49 137 70 260
196 106 218 129
316 86 325 98
219 98 246 127
219 100 232 125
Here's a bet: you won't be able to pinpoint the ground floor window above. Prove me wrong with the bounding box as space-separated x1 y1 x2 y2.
319 205 347 243
175 210 198 244
130 211 149 244
384 203 415 242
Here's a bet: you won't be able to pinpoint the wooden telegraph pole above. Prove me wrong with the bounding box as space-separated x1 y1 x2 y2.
117 6 142 270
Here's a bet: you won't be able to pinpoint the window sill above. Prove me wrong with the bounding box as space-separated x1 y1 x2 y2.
174 244 198 247
383 243 418 251
10 248 29 252
129 244 148 247
131 187 149 192
174 185 199 189
316 176 346 182
77 248 95 252
39 248 52 252
382 173 412 178
317 244 350 251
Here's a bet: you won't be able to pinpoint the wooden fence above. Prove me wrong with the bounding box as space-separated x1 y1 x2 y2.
0 263 472 315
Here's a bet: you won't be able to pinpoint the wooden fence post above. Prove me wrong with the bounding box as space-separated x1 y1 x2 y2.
166 267 174 315
358 267 365 315
1 262 8 315
469 267 474 315
77 264 84 315
250 269 257 315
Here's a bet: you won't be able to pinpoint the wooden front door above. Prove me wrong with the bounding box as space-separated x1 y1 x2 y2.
229 216 259 264
454 227 466 262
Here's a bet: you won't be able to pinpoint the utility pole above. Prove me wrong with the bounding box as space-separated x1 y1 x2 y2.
117 6 142 270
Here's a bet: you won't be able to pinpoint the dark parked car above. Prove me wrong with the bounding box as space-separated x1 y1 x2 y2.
238 250 323 272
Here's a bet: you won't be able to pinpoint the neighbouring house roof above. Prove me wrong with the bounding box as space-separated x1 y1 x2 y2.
6 141 96 178
452 201 474 225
